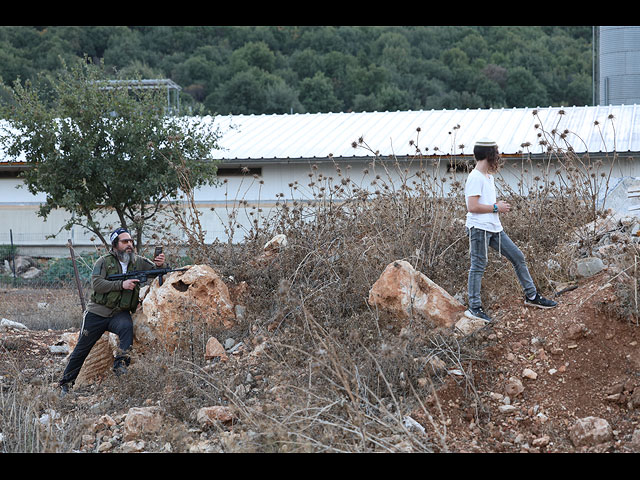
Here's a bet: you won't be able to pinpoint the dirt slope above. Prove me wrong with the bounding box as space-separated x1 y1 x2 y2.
421 270 640 452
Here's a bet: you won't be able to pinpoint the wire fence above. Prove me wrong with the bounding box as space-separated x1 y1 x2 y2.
1 240 91 331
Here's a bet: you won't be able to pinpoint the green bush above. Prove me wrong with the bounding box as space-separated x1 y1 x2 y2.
0 244 17 261
40 253 97 285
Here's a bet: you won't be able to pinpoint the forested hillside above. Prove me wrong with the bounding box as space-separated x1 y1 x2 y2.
0 26 594 115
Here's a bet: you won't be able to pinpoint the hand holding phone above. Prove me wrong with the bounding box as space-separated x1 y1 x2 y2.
153 246 165 267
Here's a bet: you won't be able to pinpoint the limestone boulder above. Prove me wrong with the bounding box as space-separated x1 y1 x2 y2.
368 260 465 328
62 331 119 386
133 264 235 348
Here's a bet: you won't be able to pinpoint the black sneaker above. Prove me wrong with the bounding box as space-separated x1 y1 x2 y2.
524 293 558 309
59 383 70 398
464 306 492 322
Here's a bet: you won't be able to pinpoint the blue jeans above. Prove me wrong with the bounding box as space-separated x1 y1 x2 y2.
466 227 537 309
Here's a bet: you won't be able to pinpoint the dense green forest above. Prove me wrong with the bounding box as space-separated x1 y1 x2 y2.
0 26 594 115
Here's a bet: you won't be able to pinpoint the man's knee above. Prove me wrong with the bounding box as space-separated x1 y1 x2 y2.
108 311 133 339
469 255 487 272
506 248 526 266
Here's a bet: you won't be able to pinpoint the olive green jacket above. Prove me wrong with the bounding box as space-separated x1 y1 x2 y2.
87 251 158 317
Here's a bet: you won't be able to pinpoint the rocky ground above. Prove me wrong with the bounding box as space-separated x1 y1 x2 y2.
417 270 640 452
1 267 640 453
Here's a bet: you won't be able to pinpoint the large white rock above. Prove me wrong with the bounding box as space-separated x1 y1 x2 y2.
368 260 465 328
133 265 235 348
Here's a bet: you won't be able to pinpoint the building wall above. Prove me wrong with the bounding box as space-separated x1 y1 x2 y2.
599 26 640 105
1 154 639 256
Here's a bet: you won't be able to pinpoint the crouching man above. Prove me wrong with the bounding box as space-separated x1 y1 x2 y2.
58 227 165 396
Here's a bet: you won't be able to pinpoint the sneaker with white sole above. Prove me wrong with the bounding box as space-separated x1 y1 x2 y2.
464 306 492 322
524 293 558 309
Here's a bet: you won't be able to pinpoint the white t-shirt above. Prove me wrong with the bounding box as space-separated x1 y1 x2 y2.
464 168 503 232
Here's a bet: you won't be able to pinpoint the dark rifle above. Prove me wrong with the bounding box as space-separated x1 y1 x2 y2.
107 267 188 286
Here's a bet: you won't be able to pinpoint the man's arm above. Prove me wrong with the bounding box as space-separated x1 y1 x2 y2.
135 253 166 272
92 257 126 293
467 195 511 214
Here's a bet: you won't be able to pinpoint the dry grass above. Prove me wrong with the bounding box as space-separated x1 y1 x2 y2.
139 120 611 452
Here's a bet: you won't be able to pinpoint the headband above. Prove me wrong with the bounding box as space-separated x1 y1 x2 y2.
109 227 129 244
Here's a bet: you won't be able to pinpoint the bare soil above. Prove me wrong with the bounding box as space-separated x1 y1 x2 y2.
418 270 640 452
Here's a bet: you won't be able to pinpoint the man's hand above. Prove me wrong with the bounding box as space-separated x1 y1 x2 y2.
122 279 140 290
153 253 165 268
496 200 511 213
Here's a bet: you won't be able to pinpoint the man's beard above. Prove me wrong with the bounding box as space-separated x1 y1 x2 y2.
116 250 133 264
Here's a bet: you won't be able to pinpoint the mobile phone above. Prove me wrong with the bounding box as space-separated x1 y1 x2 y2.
154 246 163 257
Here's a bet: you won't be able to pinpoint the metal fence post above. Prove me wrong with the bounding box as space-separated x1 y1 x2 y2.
68 239 86 313
9 229 16 284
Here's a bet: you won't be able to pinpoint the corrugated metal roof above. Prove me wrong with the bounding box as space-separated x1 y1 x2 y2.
207 104 640 162
1 105 638 165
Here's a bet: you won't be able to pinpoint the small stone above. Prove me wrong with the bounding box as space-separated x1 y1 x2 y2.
498 405 517 414
522 368 538 380
455 316 487 335
120 440 145 453
532 435 550 447
569 417 613 447
205 337 228 362
0 318 28 331
505 377 524 397
536 412 549 423
606 383 624 395
630 429 640 451
565 323 588 340
197 406 235 427
49 345 69 354
97 441 113 452
489 392 504 402
123 406 164 441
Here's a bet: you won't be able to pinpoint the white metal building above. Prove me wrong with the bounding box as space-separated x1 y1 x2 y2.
1 104 639 255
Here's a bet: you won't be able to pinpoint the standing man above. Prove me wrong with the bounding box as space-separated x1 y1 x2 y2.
59 227 165 396
464 138 557 322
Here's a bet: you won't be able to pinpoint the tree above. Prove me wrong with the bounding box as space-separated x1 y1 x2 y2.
0 58 221 248
505 66 549 108
298 72 342 113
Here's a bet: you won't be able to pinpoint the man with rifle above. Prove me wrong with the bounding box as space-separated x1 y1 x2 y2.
58 227 180 397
